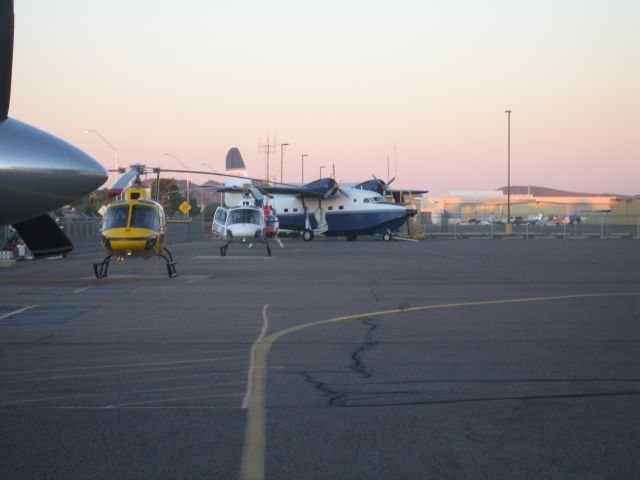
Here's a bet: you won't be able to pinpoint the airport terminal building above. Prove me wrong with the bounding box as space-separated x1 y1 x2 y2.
420 190 639 226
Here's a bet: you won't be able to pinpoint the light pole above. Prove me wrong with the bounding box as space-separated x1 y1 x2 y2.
301 154 308 183
201 163 221 209
319 165 325 179
85 129 119 180
165 152 190 218
505 110 512 231
279 143 289 183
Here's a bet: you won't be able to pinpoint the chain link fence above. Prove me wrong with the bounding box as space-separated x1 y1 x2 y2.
422 213 640 239
1 214 639 253
1 217 214 254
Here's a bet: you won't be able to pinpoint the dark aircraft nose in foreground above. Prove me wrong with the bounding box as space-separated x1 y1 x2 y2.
0 118 108 226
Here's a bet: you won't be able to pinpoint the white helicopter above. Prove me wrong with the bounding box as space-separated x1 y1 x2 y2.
211 185 280 257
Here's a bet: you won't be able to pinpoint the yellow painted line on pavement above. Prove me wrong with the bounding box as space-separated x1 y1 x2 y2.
239 292 640 480
0 305 38 321
240 304 270 480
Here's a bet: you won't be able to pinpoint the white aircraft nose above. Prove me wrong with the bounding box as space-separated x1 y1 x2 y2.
0 118 108 225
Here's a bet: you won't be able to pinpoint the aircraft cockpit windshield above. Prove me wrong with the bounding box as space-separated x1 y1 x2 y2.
103 205 129 229
363 195 386 204
131 205 160 230
103 204 160 230
228 209 262 225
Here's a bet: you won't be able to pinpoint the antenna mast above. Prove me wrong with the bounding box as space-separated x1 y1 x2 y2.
258 134 276 181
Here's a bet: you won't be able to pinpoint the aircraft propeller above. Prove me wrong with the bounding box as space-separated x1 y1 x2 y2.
372 175 396 194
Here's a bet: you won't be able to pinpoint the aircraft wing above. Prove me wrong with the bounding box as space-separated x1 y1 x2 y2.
260 185 327 198
262 178 340 198
387 189 429 195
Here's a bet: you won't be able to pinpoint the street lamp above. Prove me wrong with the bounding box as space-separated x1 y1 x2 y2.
301 154 308 183
505 110 512 232
319 165 325 178
279 143 289 183
85 129 119 180
165 152 190 218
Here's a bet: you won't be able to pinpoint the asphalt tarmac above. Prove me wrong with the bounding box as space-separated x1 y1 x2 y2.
0 237 638 479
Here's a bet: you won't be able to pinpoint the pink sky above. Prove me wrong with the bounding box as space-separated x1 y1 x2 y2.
10 0 639 195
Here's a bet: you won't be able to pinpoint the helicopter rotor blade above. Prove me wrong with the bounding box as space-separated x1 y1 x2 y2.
249 187 264 202
0 0 14 120
108 169 139 197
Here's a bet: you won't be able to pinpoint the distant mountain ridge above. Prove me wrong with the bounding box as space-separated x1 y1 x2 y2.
497 186 625 197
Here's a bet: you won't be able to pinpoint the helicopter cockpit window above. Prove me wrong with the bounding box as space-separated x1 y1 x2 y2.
228 209 262 225
131 205 160 230
103 205 129 229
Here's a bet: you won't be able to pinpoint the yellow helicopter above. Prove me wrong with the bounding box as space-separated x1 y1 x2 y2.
93 164 177 278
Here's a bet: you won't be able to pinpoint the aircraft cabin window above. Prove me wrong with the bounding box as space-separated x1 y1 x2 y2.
339 206 344 210
353 198 357 202
284 208 289 212
363 198 370 203
328 206 333 210
293 208 298 212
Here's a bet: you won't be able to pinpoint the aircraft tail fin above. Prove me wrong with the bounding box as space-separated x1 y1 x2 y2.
0 0 14 120
225 147 248 178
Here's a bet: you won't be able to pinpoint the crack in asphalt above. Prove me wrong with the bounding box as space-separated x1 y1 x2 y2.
299 317 380 407
300 371 346 407
348 318 378 379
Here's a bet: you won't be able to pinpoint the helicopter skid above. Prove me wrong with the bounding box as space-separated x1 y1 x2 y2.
159 248 178 278
93 249 176 279
220 239 271 257
93 255 112 279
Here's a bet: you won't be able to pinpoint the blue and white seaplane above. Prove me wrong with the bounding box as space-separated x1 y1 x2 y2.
216 148 421 242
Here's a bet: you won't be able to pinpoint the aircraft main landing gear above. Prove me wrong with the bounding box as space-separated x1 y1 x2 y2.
382 230 393 241
302 229 314 242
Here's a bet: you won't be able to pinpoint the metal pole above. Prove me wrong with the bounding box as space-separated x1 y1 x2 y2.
319 166 325 178
505 110 512 229
279 143 289 183
301 154 308 183
85 129 119 181
165 152 190 218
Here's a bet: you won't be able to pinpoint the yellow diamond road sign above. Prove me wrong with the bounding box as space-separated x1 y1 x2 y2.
178 201 192 214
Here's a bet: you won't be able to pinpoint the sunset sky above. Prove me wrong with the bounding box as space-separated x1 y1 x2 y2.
10 0 639 195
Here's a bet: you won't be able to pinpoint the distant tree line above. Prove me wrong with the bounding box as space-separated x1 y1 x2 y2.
56 178 223 218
